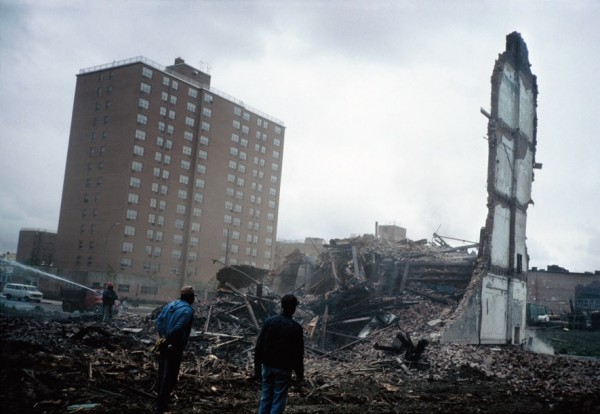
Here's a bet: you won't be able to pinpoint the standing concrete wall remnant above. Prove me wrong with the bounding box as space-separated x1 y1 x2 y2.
442 32 539 345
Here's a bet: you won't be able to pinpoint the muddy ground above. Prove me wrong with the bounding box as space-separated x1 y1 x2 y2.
1 298 599 414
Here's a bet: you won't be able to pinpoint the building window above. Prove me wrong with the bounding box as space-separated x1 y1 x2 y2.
126 209 138 220
140 82 151 94
197 164 206 174
127 193 140 204
141 285 158 295
241 125 249 135
234 107 242 116
184 131 194 142
172 249 182 259
187 102 197 112
124 225 136 236
163 76 170 86
179 175 189 185
137 114 148 125
178 189 187 200
243 112 250 121
122 242 134 253
195 178 205 189
182 145 192 156
198 150 208 160
191 222 200 232
174 234 183 244
138 98 149 109
118 284 130 293
171 80 179 90
181 160 191 170
130 177 141 188
194 193 204 203
176 204 186 215
200 135 209 145
274 138 281 147
161 91 168 101
120 258 132 270
188 88 198 98
204 93 213 103
232 120 240 129
131 161 143 172
135 129 146 141
133 145 144 156
142 67 153 78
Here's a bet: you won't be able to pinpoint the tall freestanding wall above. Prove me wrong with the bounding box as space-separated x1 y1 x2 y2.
443 32 539 345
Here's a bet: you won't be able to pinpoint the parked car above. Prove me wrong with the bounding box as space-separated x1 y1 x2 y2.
2 283 43 302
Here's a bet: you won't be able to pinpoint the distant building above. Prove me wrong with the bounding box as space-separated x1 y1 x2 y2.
527 267 600 314
17 229 56 266
376 224 406 242
54 57 285 300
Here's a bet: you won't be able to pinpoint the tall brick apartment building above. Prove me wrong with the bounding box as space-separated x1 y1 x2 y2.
55 57 285 300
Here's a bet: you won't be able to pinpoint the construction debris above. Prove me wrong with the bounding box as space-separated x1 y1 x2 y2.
1 236 599 413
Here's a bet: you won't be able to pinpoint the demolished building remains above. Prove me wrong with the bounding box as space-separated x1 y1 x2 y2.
443 32 541 345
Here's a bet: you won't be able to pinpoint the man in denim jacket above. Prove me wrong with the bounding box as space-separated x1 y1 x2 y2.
155 286 195 413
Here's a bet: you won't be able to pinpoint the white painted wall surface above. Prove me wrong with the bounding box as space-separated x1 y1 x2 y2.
480 274 508 344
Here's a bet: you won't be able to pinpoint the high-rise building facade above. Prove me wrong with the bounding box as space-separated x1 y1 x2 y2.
55 57 285 300
17 229 57 266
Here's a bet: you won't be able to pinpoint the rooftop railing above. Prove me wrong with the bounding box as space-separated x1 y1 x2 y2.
78 56 284 126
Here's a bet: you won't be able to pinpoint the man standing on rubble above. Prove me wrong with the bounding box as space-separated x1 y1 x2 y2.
155 286 195 414
254 294 304 414
101 282 118 324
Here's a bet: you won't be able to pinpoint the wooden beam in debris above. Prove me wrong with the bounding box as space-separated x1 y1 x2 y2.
224 282 260 331
352 246 364 281
399 262 410 293
329 253 341 289
319 305 329 350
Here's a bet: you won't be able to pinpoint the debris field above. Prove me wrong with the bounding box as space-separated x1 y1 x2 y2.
1 235 599 413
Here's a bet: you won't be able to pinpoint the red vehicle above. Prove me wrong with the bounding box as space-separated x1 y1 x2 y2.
61 287 120 315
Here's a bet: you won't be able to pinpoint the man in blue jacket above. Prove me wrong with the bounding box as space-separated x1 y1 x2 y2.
155 286 195 413
255 294 304 414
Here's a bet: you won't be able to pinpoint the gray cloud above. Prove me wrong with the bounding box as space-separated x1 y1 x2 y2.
0 0 598 272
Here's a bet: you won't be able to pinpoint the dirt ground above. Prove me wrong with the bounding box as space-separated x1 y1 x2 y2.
2 298 599 414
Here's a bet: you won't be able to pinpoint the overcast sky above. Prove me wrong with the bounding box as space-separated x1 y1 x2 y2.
0 0 598 273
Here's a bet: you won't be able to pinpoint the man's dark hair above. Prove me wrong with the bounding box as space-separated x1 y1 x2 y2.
181 293 195 304
281 294 298 315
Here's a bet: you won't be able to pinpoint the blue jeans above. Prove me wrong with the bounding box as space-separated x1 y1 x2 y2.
258 366 292 414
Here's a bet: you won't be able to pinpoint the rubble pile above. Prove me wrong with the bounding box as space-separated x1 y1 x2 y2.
1 237 599 412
